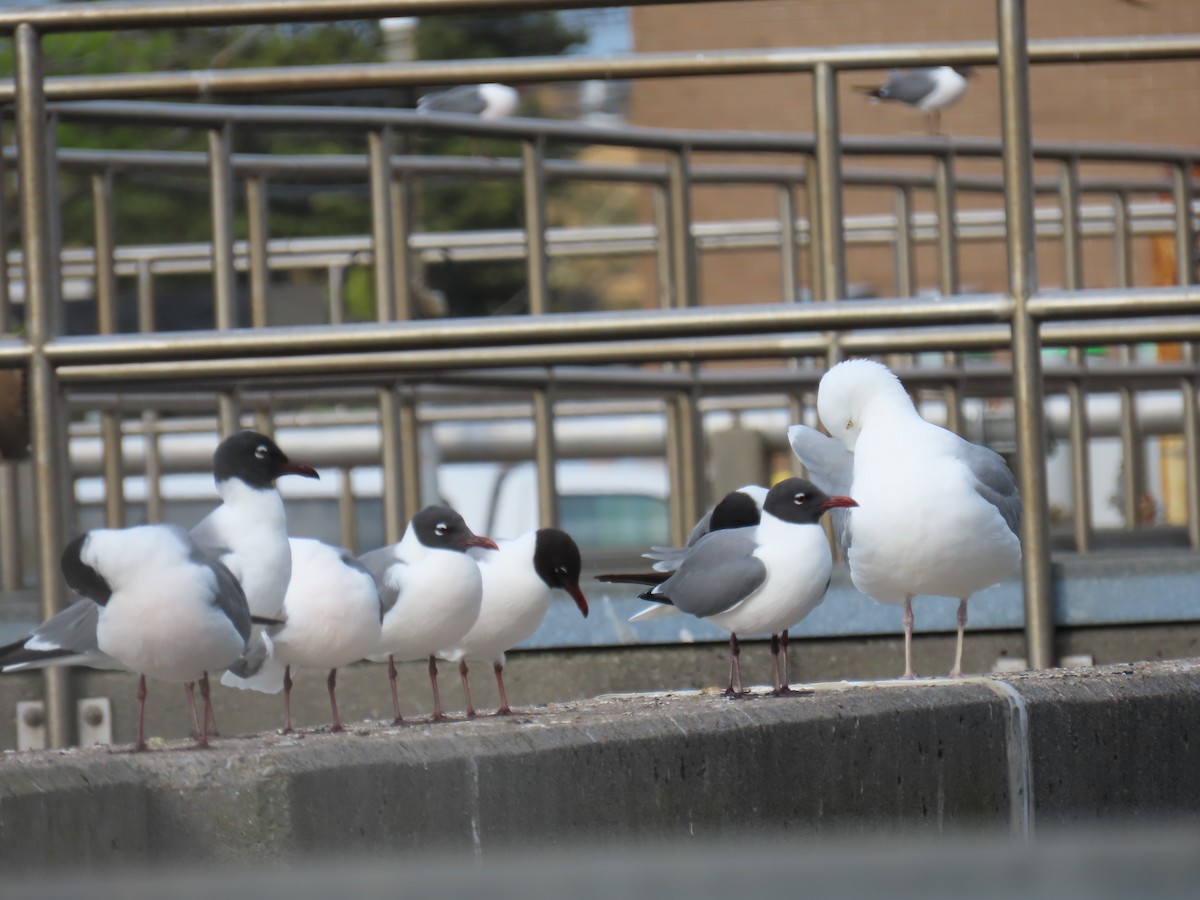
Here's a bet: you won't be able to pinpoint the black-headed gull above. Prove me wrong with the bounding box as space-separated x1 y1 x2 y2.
221 538 382 733
360 505 498 723
417 83 519 120
437 528 588 717
859 66 974 135
644 484 768 574
0 525 253 750
0 431 319 741
190 430 320 621
788 358 1022 679
599 478 856 696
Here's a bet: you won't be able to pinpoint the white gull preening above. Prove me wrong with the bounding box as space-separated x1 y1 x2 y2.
437 528 588 716
0 524 253 750
788 358 1022 678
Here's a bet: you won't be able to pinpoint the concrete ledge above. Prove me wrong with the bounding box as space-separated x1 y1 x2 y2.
1 659 1198 869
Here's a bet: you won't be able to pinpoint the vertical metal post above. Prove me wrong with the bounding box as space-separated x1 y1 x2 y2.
91 170 118 335
368 127 396 322
92 169 124 528
378 385 403 546
1182 378 1200 549
934 152 960 297
16 24 72 747
207 123 236 331
1112 192 1132 288
1173 163 1196 287
533 389 559 529
812 63 845 301
778 183 799 302
893 187 916 298
651 183 673 309
522 137 550 316
1059 159 1091 551
999 0 1055 670
804 159 823 303
338 468 358 553
1117 384 1142 530
1066 378 1092 552
389 171 415 321
398 390 422 524
668 388 704 537
1058 159 1083 291
246 174 270 329
0 117 18 592
934 152 963 433
328 264 345 324
142 410 163 524
666 147 698 307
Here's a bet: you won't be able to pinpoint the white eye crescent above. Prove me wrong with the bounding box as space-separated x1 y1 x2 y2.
794 493 807 505
434 523 448 536
255 445 269 460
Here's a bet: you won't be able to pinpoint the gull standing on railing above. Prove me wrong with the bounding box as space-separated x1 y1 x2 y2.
857 66 974 135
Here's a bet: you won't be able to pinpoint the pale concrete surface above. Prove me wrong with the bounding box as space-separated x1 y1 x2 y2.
1 659 1198 871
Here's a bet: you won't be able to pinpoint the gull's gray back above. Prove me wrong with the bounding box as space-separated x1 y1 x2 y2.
359 546 404 614
960 440 1022 537
878 68 939 105
655 529 766 619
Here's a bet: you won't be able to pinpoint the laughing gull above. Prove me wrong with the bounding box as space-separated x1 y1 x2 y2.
644 484 768 573
858 66 973 135
360 505 499 723
417 83 519 120
0 431 318 741
221 538 383 733
190 430 320 621
788 359 1022 679
599 478 856 696
0 525 253 750
437 528 588 716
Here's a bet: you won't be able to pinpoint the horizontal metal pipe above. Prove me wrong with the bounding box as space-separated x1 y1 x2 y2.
33 99 1200 164
2 35 1198 104
42 295 1013 365
0 0 677 33
1029 285 1200 320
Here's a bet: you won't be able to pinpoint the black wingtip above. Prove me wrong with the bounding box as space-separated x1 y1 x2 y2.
596 572 670 587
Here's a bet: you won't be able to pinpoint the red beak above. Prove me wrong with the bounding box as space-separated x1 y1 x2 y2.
279 459 320 480
565 584 589 619
821 495 858 510
464 535 499 551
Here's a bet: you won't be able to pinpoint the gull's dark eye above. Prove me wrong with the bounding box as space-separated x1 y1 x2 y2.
844 418 854 431
794 493 807 505
255 445 269 460
555 566 568 577
434 522 448 536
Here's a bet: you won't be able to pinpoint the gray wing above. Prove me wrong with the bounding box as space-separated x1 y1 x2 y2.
418 85 487 116
192 544 253 644
654 529 767 619
787 424 854 555
643 511 711 573
0 598 123 672
358 546 404 615
876 68 939 105
339 551 385 623
959 440 1022 538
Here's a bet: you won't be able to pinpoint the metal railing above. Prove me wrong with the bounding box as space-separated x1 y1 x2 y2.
0 0 1197 746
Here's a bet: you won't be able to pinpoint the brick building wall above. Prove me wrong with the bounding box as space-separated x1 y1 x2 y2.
628 0 1200 305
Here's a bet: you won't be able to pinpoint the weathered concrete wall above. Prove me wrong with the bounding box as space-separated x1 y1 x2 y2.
1 660 1198 871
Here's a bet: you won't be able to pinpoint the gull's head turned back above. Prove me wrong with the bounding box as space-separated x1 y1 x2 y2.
817 359 912 450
